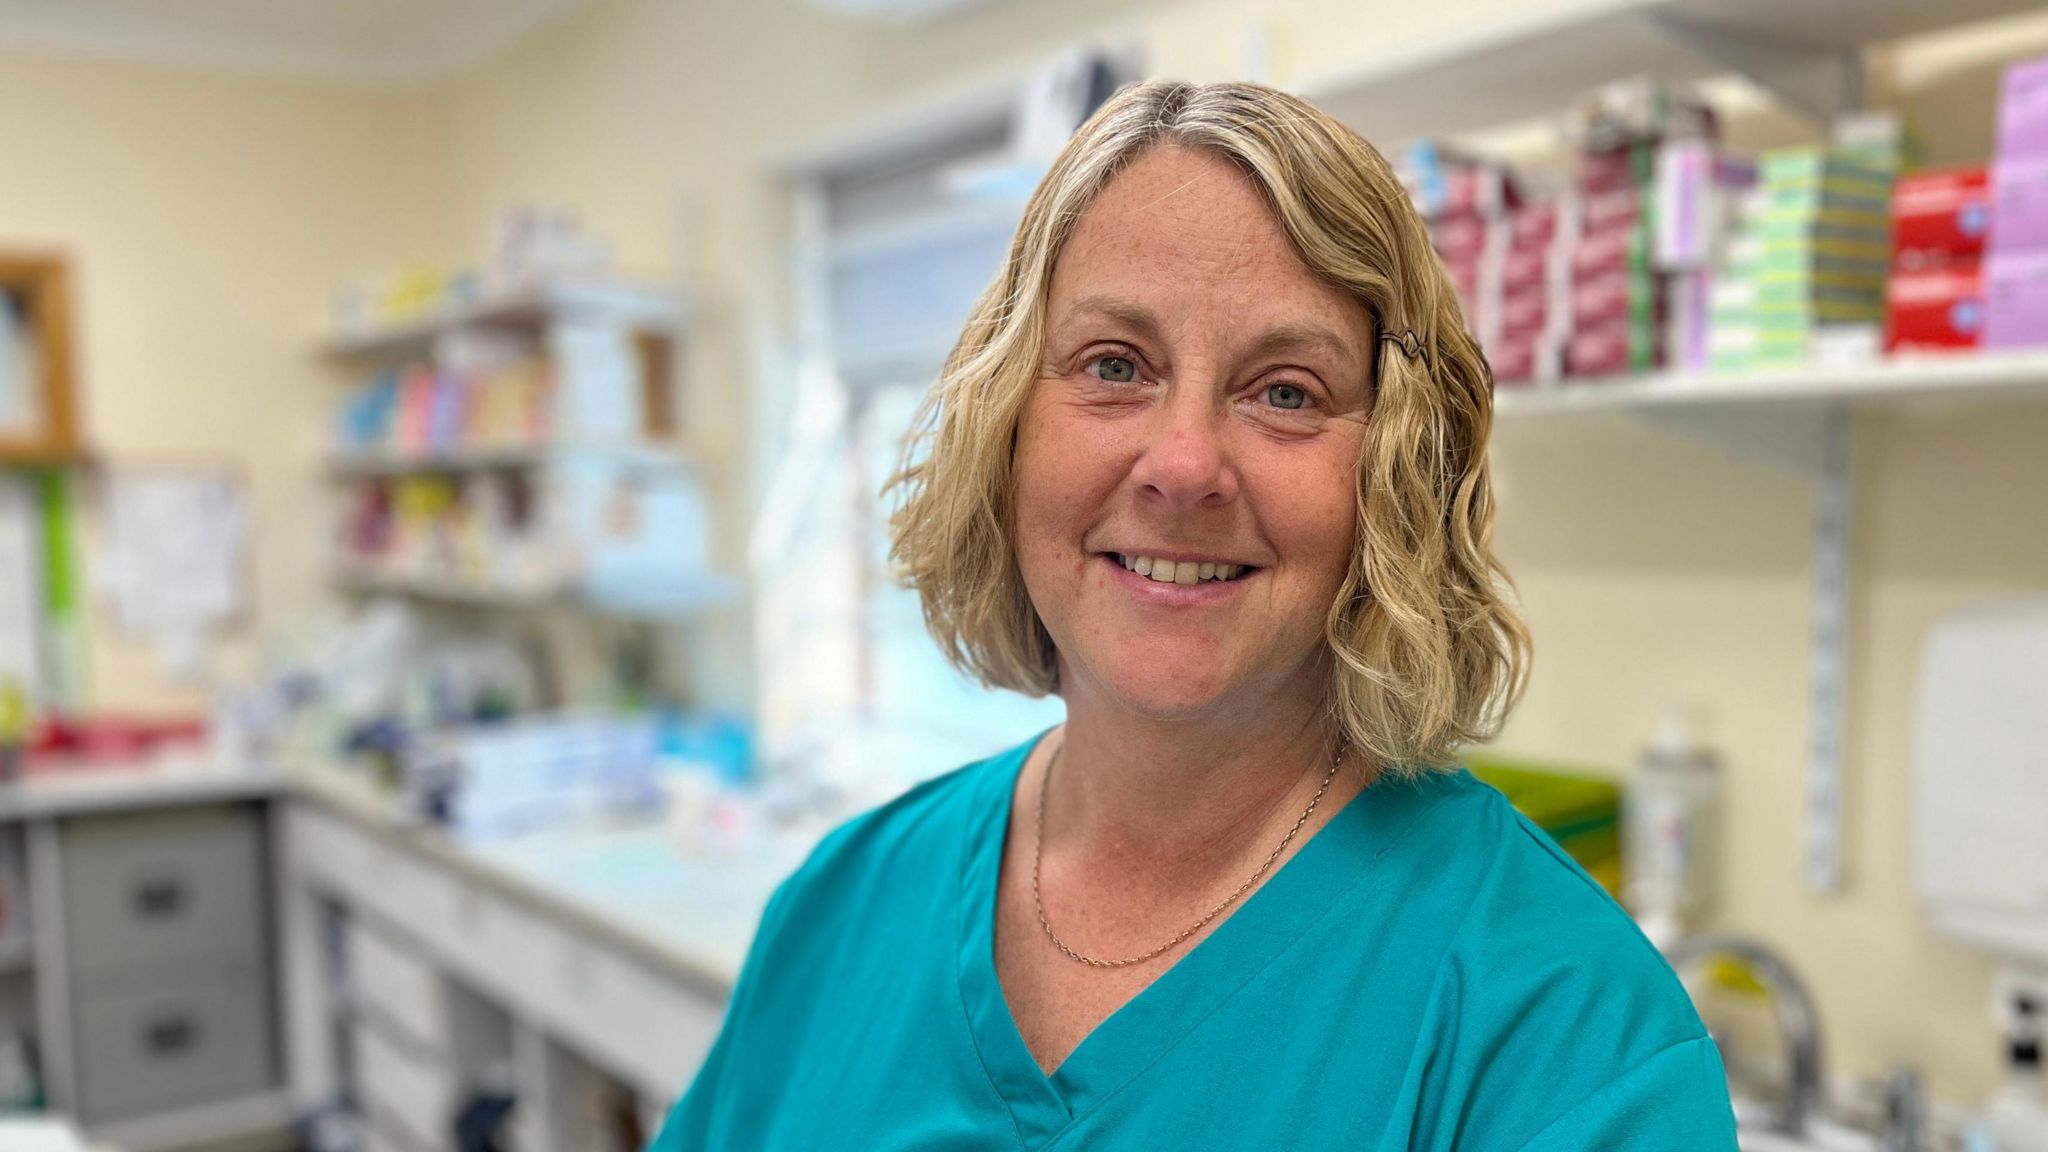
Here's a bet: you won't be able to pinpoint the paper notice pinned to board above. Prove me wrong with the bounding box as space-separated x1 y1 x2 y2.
93 467 248 678
0 476 44 700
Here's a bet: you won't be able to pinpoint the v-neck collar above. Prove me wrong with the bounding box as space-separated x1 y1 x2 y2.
953 726 1458 1149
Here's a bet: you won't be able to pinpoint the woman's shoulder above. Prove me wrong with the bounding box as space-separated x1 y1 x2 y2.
1429 768 1692 996
1388 766 1730 1146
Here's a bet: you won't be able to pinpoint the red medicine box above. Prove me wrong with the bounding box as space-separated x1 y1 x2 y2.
1885 257 1986 353
1892 167 1992 267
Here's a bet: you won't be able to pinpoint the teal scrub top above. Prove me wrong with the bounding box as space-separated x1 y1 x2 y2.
650 728 1739 1150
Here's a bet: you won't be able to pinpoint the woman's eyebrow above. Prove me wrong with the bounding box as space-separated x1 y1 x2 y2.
1056 295 1358 369
1241 323 1359 368
1056 294 1164 343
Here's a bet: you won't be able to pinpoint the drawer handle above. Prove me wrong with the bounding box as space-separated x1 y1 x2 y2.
132 877 187 919
142 1013 199 1056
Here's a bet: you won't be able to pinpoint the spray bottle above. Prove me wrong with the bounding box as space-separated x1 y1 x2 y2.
1624 705 1722 951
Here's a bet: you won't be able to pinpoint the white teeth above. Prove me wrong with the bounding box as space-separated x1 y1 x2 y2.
1119 555 1251 584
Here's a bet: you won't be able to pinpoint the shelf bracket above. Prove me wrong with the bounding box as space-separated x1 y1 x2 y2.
1653 12 1864 124
1802 402 1853 893
1633 401 1832 474
1630 399 1854 894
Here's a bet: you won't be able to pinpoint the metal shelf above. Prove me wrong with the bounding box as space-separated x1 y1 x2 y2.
320 277 687 362
324 440 691 478
1496 351 2048 421
330 565 570 606
330 565 740 619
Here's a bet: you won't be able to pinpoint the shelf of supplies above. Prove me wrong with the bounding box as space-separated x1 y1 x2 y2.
324 440 690 478
331 565 742 618
331 566 570 607
1295 0 2046 143
1493 350 2048 419
320 277 687 362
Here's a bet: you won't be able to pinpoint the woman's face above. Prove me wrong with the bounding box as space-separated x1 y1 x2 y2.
1013 144 1377 722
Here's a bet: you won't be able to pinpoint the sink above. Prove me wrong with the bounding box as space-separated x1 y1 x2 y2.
1733 1092 1881 1151
1738 1120 1879 1152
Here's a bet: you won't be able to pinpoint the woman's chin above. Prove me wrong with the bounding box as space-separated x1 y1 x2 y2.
1093 666 1240 720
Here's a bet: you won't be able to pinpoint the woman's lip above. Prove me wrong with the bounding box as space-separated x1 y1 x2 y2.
1102 549 1255 567
1098 552 1256 603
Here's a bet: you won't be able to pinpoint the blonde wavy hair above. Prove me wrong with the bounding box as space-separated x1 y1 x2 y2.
883 79 1529 772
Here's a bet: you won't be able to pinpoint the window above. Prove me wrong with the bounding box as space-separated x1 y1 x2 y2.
760 80 1074 788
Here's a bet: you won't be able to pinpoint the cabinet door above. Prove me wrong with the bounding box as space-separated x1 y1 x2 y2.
72 962 273 1122
355 1015 456 1152
347 920 448 1055
63 804 264 975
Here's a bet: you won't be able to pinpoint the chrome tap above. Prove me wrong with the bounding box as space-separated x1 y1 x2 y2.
1663 934 1826 1138
1878 1064 1924 1152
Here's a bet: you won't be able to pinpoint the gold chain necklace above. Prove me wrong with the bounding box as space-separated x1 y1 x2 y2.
1031 735 1347 969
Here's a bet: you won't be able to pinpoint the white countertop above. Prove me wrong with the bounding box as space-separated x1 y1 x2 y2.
0 749 810 994
288 765 815 994
0 749 282 822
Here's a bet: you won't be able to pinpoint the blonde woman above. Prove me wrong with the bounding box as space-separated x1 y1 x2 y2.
653 80 1736 1150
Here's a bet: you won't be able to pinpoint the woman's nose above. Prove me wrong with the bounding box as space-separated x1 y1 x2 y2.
1128 383 1239 509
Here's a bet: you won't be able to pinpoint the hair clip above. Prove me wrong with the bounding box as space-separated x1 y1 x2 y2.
1379 329 1426 361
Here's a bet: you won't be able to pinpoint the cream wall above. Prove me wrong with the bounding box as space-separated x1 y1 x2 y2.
0 50 454 711
429 0 2048 1106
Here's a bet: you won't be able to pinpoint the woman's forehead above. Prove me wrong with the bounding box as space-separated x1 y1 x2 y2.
1048 146 1374 350
1056 166 1376 358
1064 147 1292 276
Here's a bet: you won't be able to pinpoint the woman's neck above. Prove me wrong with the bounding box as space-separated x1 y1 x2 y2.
1042 674 1368 885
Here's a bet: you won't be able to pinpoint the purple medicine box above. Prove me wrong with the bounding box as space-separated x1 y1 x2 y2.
1999 56 2048 161
1976 57 2048 347
1984 251 2048 349
1990 157 2048 255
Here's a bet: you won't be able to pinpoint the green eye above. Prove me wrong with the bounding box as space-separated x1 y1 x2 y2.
1092 355 1137 383
1265 383 1308 410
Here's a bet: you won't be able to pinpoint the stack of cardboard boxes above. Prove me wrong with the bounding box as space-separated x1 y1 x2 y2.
1884 57 2048 354
1885 167 1993 353
1711 146 1894 371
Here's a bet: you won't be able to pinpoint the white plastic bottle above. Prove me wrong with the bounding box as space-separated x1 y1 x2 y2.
1624 706 1722 951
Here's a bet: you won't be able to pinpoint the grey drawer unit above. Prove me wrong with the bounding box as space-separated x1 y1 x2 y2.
62 804 265 975
72 962 274 1122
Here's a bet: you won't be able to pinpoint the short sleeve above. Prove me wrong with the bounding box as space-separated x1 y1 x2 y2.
644 872 801 1152
1514 1036 1739 1151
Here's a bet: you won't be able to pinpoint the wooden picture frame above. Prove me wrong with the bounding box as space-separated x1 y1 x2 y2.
0 251 83 464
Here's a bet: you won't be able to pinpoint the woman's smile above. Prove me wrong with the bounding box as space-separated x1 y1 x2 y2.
1095 550 1260 607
